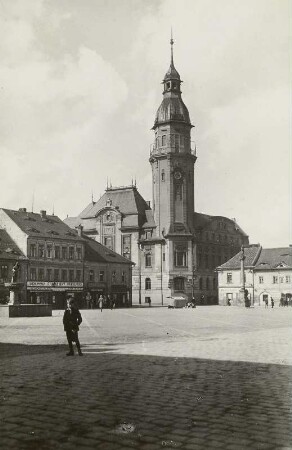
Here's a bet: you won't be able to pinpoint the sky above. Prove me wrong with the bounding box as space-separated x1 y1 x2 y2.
0 0 290 247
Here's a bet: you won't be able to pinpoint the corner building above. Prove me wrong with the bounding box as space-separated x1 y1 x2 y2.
65 40 249 305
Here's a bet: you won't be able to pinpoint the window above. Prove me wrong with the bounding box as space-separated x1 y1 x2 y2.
47 245 52 258
175 246 187 267
286 276 291 283
104 236 113 250
199 278 203 290
62 247 67 259
161 135 166 146
69 247 74 260
0 265 8 281
30 244 36 257
205 254 209 269
163 252 165 262
273 276 278 284
62 270 67 281
161 169 165 181
122 235 131 259
54 269 59 281
173 277 184 291
89 270 94 282
76 247 82 260
122 271 126 283
54 246 60 259
112 271 116 283
38 245 44 258
145 278 151 290
279 277 284 283
99 271 105 282
145 253 152 267
259 276 264 284
30 268 37 281
227 273 232 284
38 268 44 281
145 230 152 240
76 270 81 282
69 270 74 282
47 268 52 281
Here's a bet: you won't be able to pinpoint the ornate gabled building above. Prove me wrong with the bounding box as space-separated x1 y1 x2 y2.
65 38 249 306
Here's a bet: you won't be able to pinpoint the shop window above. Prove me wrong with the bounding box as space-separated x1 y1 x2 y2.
54 269 59 281
173 277 184 291
30 244 36 257
99 270 105 282
54 246 60 259
30 268 37 281
69 270 74 282
69 247 74 260
62 246 67 259
227 273 232 284
145 278 151 290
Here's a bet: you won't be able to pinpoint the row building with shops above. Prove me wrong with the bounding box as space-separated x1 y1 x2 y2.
65 38 248 306
217 244 292 306
0 208 133 309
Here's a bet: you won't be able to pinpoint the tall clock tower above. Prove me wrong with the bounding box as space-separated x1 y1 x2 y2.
149 36 197 239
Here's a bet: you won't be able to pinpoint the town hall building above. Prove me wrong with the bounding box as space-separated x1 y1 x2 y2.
65 39 249 306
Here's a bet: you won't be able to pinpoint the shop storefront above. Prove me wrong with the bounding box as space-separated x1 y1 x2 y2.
111 285 131 307
27 281 84 309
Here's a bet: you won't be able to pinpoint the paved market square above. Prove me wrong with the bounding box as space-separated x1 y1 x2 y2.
0 306 291 449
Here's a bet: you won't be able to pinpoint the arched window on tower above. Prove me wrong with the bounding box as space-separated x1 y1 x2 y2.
161 169 165 182
145 278 151 290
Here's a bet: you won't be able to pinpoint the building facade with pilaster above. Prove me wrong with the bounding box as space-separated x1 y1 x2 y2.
65 39 248 306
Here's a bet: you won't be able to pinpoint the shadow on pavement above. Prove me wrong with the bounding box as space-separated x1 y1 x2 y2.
0 342 291 450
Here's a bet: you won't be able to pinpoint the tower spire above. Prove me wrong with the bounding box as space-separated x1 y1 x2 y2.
170 28 174 66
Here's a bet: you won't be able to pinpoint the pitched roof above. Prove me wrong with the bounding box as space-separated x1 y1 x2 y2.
83 236 134 265
1 209 83 242
218 245 261 270
194 212 248 237
80 186 150 219
254 248 292 270
0 229 26 260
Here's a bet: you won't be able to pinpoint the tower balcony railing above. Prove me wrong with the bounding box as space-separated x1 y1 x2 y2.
150 141 196 158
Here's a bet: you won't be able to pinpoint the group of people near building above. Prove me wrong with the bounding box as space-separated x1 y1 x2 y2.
85 294 115 310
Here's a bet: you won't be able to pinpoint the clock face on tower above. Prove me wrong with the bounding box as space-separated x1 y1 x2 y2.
174 170 182 180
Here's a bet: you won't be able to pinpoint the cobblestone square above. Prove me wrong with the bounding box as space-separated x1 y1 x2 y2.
0 306 291 449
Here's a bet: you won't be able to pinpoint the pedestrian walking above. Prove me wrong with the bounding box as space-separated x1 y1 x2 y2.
271 297 274 308
63 298 83 356
98 295 104 312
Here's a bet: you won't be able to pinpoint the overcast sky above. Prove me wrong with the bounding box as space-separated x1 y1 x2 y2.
0 0 290 247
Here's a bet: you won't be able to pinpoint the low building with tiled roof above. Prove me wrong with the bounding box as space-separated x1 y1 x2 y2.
217 245 292 306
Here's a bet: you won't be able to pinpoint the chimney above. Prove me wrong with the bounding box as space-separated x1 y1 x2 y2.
19 208 27 212
40 210 47 219
77 224 84 237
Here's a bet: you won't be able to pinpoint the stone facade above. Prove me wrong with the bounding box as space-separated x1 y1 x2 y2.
65 41 249 306
217 245 292 306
